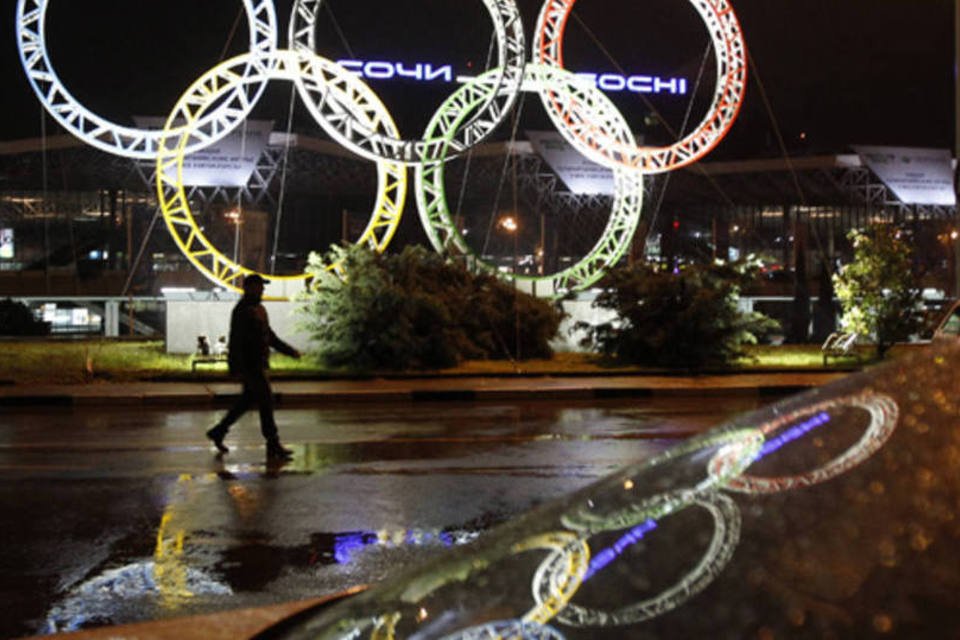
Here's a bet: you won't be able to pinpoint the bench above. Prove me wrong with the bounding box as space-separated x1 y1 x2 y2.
191 353 228 371
191 335 228 371
822 331 858 364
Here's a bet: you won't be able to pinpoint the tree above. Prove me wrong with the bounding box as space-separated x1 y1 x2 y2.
0 298 49 336
833 225 922 358
577 261 779 370
298 245 563 371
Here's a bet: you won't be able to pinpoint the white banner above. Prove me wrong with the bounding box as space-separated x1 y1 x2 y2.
526 130 615 195
0 229 13 259
134 117 274 187
854 146 956 206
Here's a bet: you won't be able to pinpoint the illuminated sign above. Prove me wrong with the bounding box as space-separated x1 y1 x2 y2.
135 117 274 188
337 59 689 96
527 130 615 195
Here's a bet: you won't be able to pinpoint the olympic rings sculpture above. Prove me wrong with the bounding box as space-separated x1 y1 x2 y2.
15 0 747 296
286 392 898 638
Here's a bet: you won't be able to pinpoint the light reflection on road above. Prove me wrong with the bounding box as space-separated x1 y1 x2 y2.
0 396 774 638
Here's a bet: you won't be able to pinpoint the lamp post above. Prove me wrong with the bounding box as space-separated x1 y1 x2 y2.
498 215 520 361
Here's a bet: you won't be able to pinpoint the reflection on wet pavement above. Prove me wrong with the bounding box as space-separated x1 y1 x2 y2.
261 346 960 639
0 397 770 638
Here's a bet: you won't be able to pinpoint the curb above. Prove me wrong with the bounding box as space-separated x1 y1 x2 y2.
0 380 844 408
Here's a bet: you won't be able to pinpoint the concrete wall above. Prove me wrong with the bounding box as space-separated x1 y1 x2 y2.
166 300 312 354
166 293 613 355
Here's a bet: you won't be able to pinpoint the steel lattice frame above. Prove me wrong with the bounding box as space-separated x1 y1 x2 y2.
156 50 406 296
15 0 278 160
534 0 747 173
288 0 528 165
416 65 643 296
15 0 753 298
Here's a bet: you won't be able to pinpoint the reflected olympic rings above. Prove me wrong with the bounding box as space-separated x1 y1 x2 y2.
708 392 900 494
156 49 406 294
533 0 747 173
542 492 741 628
543 392 899 630
439 620 566 640
306 531 587 640
257 391 901 638
16 0 278 160
560 428 762 533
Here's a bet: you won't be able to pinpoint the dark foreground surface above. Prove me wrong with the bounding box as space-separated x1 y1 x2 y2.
263 342 960 640
0 395 769 639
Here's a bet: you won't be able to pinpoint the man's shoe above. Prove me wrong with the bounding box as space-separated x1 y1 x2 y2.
266 441 294 460
206 428 229 454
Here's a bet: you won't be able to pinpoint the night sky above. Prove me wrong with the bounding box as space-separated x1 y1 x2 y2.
0 0 954 160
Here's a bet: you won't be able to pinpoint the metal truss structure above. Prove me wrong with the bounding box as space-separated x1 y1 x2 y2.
15 0 752 297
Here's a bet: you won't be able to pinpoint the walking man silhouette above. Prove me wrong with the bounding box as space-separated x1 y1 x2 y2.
206 274 300 459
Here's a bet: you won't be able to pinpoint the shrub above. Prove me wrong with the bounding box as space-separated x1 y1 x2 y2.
577 261 779 370
833 225 922 358
299 245 563 370
0 298 50 336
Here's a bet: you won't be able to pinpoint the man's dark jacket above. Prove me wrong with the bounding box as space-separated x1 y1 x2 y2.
227 296 297 375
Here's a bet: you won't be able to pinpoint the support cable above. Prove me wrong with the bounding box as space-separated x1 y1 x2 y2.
481 95 526 256
453 29 498 252
747 51 831 264
270 85 299 274
325 2 357 58
570 12 733 207
121 207 162 296
218 9 245 62
647 39 713 253
40 108 50 293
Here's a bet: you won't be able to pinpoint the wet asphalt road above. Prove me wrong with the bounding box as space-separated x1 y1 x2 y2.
0 395 776 638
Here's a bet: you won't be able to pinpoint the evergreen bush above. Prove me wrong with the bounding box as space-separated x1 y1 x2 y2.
0 298 50 336
577 261 779 370
299 245 563 370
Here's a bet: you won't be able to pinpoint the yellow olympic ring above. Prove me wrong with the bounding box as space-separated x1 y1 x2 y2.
156 49 406 297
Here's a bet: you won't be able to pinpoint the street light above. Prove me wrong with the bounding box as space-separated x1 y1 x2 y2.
498 214 521 362
498 215 519 274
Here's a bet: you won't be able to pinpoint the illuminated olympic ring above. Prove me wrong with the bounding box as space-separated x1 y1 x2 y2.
536 492 741 628
439 620 566 640
517 532 591 625
707 392 900 494
416 65 644 296
312 531 587 640
560 428 762 533
15 0 278 160
533 0 747 173
156 49 406 295
287 0 526 165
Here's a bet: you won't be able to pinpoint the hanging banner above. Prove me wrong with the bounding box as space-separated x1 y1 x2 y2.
134 117 274 187
854 146 956 206
526 130 615 195
0 229 13 259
